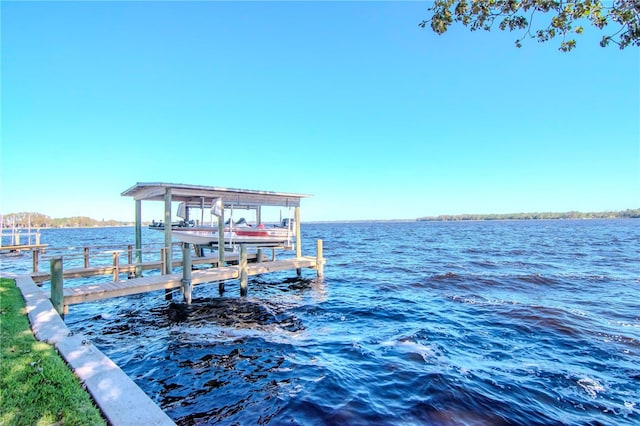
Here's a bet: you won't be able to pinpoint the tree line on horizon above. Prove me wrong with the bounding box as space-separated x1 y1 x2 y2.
1 212 132 228
417 209 640 221
2 209 639 228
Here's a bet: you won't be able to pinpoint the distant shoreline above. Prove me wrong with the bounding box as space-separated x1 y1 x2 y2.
309 217 638 224
416 209 640 222
2 209 638 228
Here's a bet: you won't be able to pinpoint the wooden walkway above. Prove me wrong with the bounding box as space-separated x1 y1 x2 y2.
44 239 326 316
60 256 320 307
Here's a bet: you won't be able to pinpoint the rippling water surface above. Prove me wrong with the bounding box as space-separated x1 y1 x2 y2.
3 220 639 425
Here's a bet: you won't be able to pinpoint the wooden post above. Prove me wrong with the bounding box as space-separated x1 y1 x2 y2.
295 208 302 276
127 244 136 280
35 229 41 246
256 248 263 263
84 247 90 268
112 251 120 282
160 247 166 274
218 205 225 267
295 206 301 259
182 242 192 304
160 247 172 300
32 249 40 273
127 245 134 279
316 239 324 279
50 257 64 317
135 199 142 278
164 187 173 275
239 244 248 297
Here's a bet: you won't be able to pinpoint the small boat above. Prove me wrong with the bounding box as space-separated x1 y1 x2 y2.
151 218 295 247
148 219 194 229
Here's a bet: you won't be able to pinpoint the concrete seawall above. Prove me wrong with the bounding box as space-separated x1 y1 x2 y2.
7 273 175 426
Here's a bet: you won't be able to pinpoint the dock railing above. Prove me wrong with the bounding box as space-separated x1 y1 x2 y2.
0 228 42 248
30 242 284 283
31 242 184 282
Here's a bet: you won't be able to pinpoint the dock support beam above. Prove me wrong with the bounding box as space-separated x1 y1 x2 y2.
239 244 248 296
164 188 173 300
32 248 40 273
217 203 227 295
295 206 301 259
218 205 225 267
135 199 142 278
164 188 173 275
112 251 120 282
50 257 65 317
182 242 192 304
295 206 302 277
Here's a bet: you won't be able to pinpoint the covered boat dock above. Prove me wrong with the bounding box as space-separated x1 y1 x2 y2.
48 183 325 315
121 182 312 274
118 182 323 303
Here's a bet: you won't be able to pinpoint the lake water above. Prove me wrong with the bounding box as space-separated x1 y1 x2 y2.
2 220 639 425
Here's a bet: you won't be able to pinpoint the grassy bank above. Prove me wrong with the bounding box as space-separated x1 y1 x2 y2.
0 278 106 426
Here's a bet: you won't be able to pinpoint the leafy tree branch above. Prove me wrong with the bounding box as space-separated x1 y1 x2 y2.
420 0 640 51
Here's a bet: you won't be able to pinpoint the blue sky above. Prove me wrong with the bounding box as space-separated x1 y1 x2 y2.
2 1 638 222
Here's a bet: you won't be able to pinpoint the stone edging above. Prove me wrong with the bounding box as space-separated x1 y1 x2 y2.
9 274 176 426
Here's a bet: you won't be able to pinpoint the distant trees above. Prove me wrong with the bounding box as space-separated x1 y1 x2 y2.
421 0 640 51
1 212 51 228
1 212 131 228
417 208 640 221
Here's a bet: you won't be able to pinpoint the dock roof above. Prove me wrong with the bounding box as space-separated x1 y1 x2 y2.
121 182 311 208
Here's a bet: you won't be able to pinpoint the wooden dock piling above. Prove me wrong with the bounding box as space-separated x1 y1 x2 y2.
316 239 324 278
135 199 142 278
239 244 248 296
112 251 120 282
32 249 40 272
50 257 64 316
182 242 192 304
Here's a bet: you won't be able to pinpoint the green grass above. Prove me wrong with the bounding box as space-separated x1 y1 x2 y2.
0 278 107 426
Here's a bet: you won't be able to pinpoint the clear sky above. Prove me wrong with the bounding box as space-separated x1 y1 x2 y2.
1 1 638 222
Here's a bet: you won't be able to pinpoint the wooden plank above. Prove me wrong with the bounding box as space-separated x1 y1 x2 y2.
0 244 48 252
245 257 317 275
